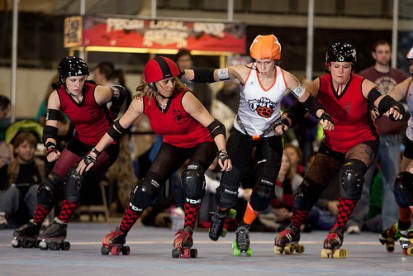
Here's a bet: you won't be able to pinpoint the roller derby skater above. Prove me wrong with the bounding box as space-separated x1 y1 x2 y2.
101 228 130 255
77 56 231 257
11 220 41 248
209 208 236 241
183 35 332 257
377 46 413 256
275 42 404 258
38 218 70 250
274 224 304 255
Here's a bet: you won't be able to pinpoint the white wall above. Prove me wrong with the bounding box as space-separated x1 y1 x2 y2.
0 67 142 119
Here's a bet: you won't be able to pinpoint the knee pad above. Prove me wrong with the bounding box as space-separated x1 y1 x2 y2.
216 183 238 208
129 173 162 212
293 181 318 211
37 173 63 209
182 162 205 204
64 165 84 203
394 172 413 208
250 178 274 211
339 160 366 200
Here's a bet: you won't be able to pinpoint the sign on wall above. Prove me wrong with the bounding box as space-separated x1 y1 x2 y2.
64 15 246 54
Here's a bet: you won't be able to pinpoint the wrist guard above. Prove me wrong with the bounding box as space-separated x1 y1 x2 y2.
218 150 230 163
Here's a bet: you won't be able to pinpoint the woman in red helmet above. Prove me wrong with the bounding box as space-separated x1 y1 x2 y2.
77 56 232 257
12 56 127 250
274 42 405 258
182 34 333 256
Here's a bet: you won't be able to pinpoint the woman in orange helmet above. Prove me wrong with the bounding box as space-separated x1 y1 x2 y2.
182 34 333 256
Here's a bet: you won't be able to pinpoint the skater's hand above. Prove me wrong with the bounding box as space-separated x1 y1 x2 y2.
319 113 334 131
273 117 291 136
217 150 232 172
45 142 60 163
76 148 100 175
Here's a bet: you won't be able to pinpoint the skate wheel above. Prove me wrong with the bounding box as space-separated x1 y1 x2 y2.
295 244 305 253
386 243 395 253
228 209 237 218
321 249 332 258
246 247 252 257
34 240 40 248
22 239 33 248
190 248 198 258
101 246 110 255
49 242 60 250
11 239 20 248
284 244 294 255
39 241 48 250
274 246 283 255
121 246 130 255
172 248 181 258
221 228 228 238
111 245 120 255
61 241 71 251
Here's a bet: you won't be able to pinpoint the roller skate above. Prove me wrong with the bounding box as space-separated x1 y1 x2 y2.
38 218 70 250
11 220 41 248
274 224 304 255
399 228 413 256
172 226 197 258
321 226 348 258
378 223 401 253
232 223 252 256
101 227 130 255
209 208 237 241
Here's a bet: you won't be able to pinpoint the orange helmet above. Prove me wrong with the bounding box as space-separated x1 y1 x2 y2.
407 46 413 60
249 35 281 60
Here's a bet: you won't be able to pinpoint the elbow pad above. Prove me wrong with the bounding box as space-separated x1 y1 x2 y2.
207 119 226 139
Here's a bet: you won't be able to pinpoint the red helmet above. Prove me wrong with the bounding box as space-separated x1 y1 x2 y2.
250 35 282 60
144 56 181 83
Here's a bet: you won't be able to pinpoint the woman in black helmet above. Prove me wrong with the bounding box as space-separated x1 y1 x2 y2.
12 56 126 250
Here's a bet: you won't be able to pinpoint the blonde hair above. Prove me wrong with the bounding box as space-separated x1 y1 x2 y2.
134 77 188 104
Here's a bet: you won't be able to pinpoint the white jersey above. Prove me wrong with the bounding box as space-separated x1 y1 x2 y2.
405 78 413 141
233 64 287 137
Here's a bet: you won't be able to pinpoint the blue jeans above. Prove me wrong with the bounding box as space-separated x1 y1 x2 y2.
348 134 400 231
0 184 38 220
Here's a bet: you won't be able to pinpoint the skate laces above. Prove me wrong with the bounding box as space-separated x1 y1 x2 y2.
210 210 228 233
327 226 344 246
236 224 250 243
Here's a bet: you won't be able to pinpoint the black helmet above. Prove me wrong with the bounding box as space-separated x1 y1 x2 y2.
58 56 89 81
326 42 357 64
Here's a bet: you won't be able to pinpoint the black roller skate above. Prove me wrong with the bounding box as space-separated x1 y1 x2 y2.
172 227 197 258
399 228 413 256
101 227 130 255
232 223 252 256
378 223 401 253
11 220 41 248
209 208 237 241
38 218 70 250
274 224 304 255
321 226 348 258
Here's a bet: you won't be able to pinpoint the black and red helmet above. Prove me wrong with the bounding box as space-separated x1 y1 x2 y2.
144 56 181 83
326 42 357 64
58 56 89 80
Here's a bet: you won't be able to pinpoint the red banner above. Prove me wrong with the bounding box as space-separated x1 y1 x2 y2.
64 15 246 54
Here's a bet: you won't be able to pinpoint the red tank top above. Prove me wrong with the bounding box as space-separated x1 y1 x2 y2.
318 74 378 153
143 89 213 148
57 82 112 145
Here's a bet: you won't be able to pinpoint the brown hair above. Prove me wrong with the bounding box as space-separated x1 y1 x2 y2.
13 132 38 148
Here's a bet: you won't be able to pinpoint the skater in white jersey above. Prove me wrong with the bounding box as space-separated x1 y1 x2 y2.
182 34 333 256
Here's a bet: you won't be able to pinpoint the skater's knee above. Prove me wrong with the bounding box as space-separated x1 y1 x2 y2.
65 165 84 203
249 178 274 211
38 173 63 209
294 182 317 211
130 173 161 212
394 171 413 208
182 162 205 203
339 159 366 200
216 184 238 208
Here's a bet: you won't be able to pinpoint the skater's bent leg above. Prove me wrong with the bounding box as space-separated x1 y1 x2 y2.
119 173 162 235
182 161 205 229
394 172 413 230
35 173 64 225
291 181 320 228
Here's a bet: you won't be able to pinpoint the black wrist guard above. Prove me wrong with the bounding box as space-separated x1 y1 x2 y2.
207 119 226 139
42 125 58 144
218 150 230 163
320 112 333 124
45 142 57 158
378 95 405 117
192 67 216 83
302 96 324 117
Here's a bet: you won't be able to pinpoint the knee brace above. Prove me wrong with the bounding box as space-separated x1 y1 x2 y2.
37 173 64 209
64 165 84 203
293 181 319 211
216 183 238 208
250 178 274 212
181 162 206 204
129 173 162 212
394 172 413 208
339 159 366 200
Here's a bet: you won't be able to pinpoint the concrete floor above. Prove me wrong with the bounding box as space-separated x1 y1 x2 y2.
0 222 412 276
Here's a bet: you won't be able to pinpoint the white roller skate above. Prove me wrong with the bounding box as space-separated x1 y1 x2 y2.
321 226 348 258
274 224 304 255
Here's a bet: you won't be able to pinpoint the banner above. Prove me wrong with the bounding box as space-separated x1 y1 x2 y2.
64 15 246 54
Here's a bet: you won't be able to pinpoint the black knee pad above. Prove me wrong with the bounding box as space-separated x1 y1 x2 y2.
129 173 162 212
37 173 63 209
339 159 366 200
64 165 84 203
250 178 274 212
394 172 413 208
216 183 238 208
293 181 318 211
181 162 206 204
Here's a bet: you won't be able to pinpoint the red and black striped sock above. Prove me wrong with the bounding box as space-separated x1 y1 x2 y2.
333 197 357 229
184 201 201 229
119 206 141 234
291 208 310 229
57 200 80 223
33 205 50 225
